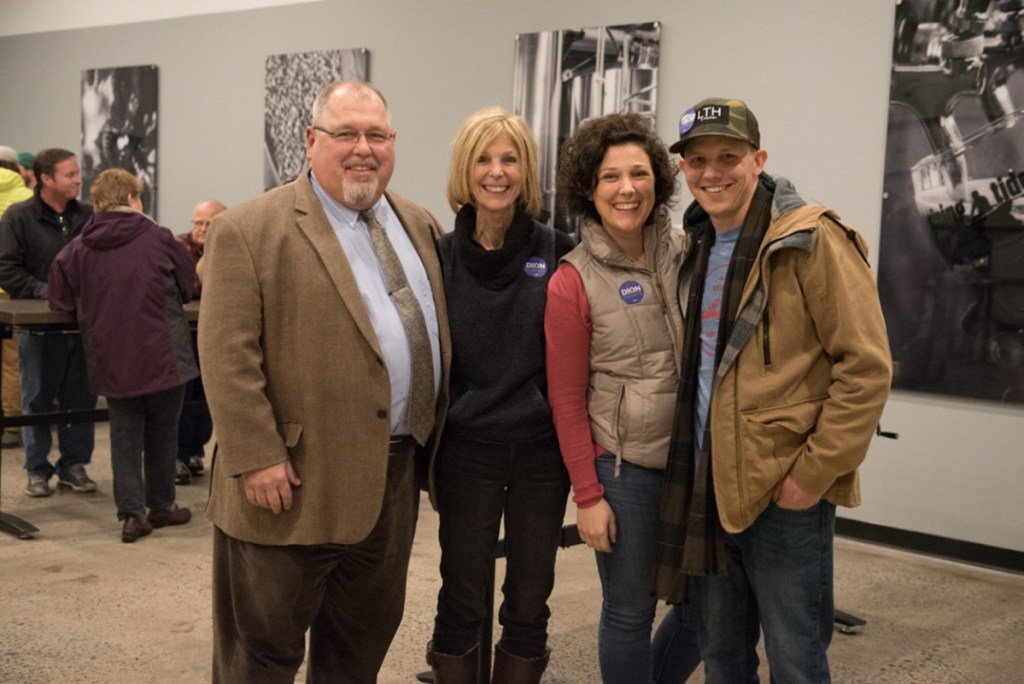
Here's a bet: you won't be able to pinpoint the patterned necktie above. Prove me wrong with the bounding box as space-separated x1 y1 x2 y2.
359 208 435 445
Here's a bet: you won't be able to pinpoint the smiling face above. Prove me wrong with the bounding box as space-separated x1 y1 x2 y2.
679 135 767 233
41 156 82 207
305 84 395 211
589 143 656 247
470 133 522 225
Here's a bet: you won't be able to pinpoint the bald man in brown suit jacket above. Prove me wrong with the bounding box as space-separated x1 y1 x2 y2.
199 82 450 683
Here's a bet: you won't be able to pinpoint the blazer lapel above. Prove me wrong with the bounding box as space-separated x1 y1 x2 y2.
387 191 446 313
293 175 383 357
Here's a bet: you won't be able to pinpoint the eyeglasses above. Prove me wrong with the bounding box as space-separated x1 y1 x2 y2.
312 126 395 146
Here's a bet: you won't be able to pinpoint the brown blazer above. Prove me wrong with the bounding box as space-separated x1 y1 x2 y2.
198 174 450 546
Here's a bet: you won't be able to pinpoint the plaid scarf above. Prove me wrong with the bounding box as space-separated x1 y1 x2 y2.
654 175 775 603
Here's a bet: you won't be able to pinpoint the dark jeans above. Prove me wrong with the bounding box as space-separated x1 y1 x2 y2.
212 442 420 684
651 601 703 683
19 333 95 477
107 384 185 520
176 374 212 463
432 431 570 659
593 453 662 683
694 501 837 684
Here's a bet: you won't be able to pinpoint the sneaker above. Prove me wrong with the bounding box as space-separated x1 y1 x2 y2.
57 464 98 493
25 473 52 497
175 460 191 485
187 454 205 476
122 515 153 543
147 504 192 528
1 431 22 449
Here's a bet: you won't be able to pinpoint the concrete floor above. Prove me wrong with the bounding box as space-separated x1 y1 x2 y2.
1 424 1023 683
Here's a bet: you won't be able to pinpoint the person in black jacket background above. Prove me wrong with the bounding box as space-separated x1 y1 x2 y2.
0 148 97 498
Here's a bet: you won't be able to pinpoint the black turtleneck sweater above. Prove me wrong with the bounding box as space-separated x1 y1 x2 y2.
437 204 576 443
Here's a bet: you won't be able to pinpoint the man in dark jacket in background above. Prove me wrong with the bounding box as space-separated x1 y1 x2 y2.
0 148 97 498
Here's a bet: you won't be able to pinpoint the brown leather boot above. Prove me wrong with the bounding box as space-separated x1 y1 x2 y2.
491 644 550 684
427 642 481 684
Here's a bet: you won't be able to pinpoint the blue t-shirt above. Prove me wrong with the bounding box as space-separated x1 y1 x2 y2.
695 227 741 462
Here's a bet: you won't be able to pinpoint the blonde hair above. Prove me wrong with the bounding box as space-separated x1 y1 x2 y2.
90 168 143 212
446 107 542 217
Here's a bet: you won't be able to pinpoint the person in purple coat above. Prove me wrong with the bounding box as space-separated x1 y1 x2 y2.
49 168 199 543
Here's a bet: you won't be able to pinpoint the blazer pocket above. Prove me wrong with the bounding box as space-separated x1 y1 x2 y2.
275 421 303 448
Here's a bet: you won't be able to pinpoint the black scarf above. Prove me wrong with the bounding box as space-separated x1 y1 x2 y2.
654 174 775 603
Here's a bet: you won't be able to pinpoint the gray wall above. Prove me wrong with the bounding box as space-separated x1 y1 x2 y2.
1 0 1022 552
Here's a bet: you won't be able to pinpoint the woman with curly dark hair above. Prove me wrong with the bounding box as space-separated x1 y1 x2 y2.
544 112 700 682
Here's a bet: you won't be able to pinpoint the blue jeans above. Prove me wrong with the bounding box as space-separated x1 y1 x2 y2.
433 431 570 658
651 602 702 684
694 501 836 684
19 333 96 477
107 384 184 520
593 453 663 684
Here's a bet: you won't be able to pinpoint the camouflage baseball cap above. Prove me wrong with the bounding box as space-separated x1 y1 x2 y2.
668 97 760 155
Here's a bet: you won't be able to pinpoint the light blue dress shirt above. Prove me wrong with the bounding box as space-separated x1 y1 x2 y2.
310 172 441 436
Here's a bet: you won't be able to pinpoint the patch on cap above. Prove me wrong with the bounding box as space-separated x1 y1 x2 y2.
678 109 697 136
693 103 732 127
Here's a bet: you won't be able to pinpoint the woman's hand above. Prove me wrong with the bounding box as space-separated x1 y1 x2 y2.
577 498 617 553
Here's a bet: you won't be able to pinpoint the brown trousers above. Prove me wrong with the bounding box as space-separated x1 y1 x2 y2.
212 441 420 683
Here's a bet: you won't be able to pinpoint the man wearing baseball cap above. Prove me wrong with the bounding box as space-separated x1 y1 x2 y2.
653 98 892 682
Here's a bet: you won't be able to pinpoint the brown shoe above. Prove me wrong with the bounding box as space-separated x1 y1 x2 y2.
122 516 153 543
146 504 192 528
428 642 481 684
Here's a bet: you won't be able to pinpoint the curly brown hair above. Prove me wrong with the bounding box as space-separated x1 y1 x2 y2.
556 112 677 222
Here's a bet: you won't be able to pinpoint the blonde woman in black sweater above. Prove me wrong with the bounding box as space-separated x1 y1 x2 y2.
427 108 574 683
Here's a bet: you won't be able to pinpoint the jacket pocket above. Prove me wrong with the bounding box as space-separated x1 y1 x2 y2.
612 381 627 445
738 399 823 503
589 372 626 449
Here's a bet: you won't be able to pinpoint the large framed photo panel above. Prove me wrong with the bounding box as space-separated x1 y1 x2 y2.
513 22 661 233
879 1 1024 404
81 65 159 216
